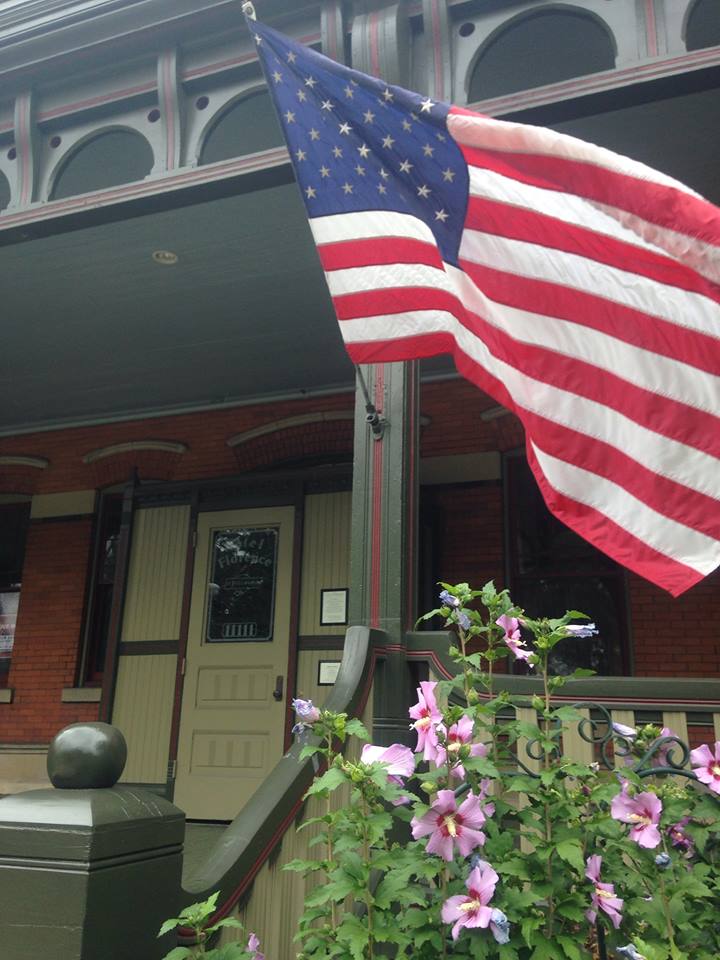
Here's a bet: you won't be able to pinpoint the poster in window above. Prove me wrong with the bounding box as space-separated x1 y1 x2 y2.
0 592 19 670
206 527 278 642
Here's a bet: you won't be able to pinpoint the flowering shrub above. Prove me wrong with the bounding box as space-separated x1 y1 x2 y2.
288 582 720 960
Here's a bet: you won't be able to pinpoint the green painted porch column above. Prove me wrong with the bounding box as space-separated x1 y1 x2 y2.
349 361 419 746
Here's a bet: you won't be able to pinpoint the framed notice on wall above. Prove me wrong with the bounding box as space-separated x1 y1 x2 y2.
320 588 348 627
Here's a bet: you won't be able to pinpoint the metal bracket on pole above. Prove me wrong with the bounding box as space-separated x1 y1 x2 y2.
356 365 386 440
241 1 257 20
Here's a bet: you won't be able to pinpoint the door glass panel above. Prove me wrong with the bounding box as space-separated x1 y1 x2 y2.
0 591 19 684
206 527 279 642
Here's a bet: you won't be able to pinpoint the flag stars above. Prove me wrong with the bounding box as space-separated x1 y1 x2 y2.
254 33 262 45
305 76 317 87
342 182 354 194
296 89 307 102
344 85 355 98
286 50 297 63
399 159 413 173
363 109 376 123
338 122 352 135
309 128 320 141
305 185 317 199
382 88 394 102
442 168 456 182
377 183 387 194
436 132 446 141
417 184 431 198
355 164 366 176
295 148 307 161
272 70 283 83
422 144 435 157
379 168 389 180
402 119 412 132
321 100 334 111
420 98 434 113
357 143 370 158
284 110 296 123
434 209 449 222
319 165 330 178
332 145 343 158
382 134 395 149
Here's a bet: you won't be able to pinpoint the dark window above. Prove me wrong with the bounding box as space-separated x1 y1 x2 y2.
469 11 615 102
83 495 123 682
0 170 10 214
506 455 628 676
0 501 30 686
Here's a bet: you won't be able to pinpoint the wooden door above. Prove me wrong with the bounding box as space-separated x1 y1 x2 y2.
174 506 294 820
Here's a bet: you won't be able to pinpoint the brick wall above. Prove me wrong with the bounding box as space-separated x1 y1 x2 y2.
3 518 97 743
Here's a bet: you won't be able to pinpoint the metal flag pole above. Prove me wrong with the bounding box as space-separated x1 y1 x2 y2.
241 1 256 20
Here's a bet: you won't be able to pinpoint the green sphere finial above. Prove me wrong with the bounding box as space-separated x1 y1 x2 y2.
47 722 127 789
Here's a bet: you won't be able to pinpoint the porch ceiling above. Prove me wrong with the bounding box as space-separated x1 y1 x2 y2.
0 86 718 437
0 183 358 435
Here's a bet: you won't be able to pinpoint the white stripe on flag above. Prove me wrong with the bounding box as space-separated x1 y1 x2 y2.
310 210 435 246
531 443 720 577
459 229 720 339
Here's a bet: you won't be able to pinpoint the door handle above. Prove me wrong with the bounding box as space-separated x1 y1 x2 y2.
273 675 284 702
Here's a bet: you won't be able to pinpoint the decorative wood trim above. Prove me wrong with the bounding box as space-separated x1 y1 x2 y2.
297 635 345 651
227 411 354 448
61 686 102 702
158 48 183 172
167 488 199 784
99 473 136 722
423 0 451 102
0 455 48 469
12 90 36 208
82 440 188 464
321 1 345 63
118 640 179 656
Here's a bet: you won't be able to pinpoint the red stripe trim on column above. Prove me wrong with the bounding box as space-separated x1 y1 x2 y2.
369 12 380 77
645 0 658 58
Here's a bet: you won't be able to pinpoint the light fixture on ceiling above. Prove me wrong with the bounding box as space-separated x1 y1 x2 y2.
152 250 178 265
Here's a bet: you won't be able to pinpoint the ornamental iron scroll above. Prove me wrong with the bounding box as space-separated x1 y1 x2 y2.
511 701 698 782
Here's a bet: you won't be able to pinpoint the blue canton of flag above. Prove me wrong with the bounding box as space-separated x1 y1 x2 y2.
249 18 467 265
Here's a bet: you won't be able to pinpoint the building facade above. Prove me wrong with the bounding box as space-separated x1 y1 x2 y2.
0 0 718 833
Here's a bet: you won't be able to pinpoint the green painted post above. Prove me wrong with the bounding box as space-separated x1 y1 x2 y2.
0 723 185 960
349 361 419 747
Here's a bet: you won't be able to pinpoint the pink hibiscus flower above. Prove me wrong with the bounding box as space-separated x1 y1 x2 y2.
441 863 503 942
409 681 442 762
434 715 488 780
361 743 415 804
611 783 662 848
247 933 264 960
585 855 623 929
495 614 533 664
690 741 720 794
411 789 487 861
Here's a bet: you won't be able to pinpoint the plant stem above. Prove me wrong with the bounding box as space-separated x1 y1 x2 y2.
360 793 375 960
657 873 678 953
325 734 338 933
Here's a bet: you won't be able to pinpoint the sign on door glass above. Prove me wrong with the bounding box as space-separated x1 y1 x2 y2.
206 527 278 642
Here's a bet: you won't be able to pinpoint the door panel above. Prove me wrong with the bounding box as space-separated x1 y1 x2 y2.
174 506 294 820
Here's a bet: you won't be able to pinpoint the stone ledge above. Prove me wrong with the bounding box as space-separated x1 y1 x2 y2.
61 687 102 703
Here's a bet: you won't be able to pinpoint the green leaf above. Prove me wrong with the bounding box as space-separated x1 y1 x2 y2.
530 940 558 959
335 914 370 960
158 919 180 938
556 935 583 960
555 839 585 873
206 917 245 933
160 949 194 960
345 718 370 740
305 766 347 796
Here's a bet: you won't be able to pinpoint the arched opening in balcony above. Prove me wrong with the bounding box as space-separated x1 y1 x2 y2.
50 128 154 201
468 7 616 103
198 90 284 165
685 0 720 50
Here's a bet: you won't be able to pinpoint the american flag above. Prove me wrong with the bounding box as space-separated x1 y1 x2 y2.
248 17 720 597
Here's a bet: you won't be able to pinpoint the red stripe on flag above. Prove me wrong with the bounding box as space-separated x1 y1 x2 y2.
318 236 442 272
460 259 720 377
465 194 719 303
458 140 720 256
